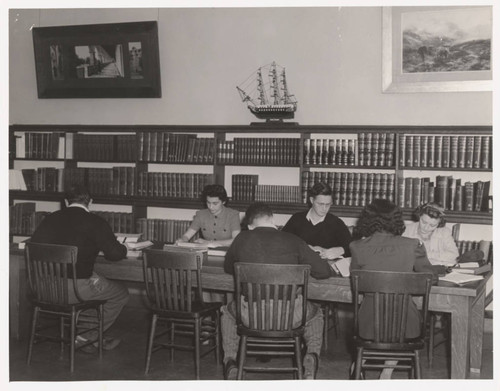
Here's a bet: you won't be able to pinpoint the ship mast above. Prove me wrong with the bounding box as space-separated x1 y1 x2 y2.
256 68 267 105
269 62 282 105
236 86 258 106
281 68 296 106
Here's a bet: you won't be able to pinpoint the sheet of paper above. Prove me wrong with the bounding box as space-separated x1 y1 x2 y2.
439 271 483 285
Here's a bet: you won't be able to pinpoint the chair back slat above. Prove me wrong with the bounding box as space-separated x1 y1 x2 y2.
25 243 78 305
235 263 310 332
351 270 433 344
143 248 204 312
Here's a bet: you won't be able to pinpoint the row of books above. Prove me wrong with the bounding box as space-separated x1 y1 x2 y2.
254 185 302 204
217 138 300 165
455 239 492 263
399 135 492 169
357 132 395 167
397 176 490 212
137 172 215 198
74 134 137 161
138 132 215 163
136 218 199 243
303 139 357 166
93 211 135 234
302 171 395 206
10 202 49 235
15 132 65 159
232 174 258 201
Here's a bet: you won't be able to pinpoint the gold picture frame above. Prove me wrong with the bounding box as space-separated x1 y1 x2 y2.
382 6 492 93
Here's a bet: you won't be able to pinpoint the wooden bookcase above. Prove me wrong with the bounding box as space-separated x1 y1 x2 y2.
9 124 493 240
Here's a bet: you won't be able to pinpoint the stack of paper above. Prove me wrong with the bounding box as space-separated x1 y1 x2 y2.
329 257 351 277
439 271 484 285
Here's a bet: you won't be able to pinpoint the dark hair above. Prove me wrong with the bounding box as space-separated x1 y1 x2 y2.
307 182 333 206
353 199 405 239
412 202 446 227
64 184 92 206
244 202 273 226
201 184 228 204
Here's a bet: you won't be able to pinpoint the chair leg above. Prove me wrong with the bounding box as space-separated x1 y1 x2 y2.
428 314 435 368
144 314 158 375
354 347 363 380
194 319 201 380
70 310 77 373
214 311 221 365
59 316 65 356
27 306 40 365
295 336 303 380
170 321 175 362
414 350 421 379
98 304 104 359
237 336 247 380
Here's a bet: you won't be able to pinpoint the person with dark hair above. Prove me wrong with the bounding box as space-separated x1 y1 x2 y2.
221 202 335 380
349 199 437 379
282 182 352 260
31 184 129 353
177 184 241 248
403 202 459 266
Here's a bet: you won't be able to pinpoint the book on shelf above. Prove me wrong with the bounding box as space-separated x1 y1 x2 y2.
439 271 484 285
472 136 482 169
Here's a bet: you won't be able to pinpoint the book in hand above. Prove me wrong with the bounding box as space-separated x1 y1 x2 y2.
439 271 484 285
328 257 351 277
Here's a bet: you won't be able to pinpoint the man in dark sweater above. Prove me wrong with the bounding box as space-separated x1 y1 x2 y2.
222 203 335 380
31 184 129 352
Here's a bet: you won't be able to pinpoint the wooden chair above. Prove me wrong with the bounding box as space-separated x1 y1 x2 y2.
350 270 433 379
142 248 222 380
25 242 105 372
234 263 311 380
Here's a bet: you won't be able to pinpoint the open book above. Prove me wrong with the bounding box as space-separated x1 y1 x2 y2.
439 271 484 285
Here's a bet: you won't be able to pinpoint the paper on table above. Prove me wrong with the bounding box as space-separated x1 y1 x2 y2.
439 271 484 285
329 257 351 277
455 262 480 268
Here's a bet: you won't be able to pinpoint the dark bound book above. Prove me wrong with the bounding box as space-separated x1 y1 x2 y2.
441 136 450 168
420 135 428 168
405 135 413 167
464 182 474 212
357 134 365 166
480 136 491 169
398 135 405 167
413 135 420 167
450 136 458 168
434 135 443 168
472 136 482 169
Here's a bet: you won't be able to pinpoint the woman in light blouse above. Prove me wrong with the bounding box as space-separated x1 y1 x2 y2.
403 202 459 266
178 184 241 248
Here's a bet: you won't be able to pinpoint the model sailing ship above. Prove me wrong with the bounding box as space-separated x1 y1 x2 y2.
237 62 297 121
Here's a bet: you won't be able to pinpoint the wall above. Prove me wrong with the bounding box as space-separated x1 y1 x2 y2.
9 7 492 126
9 7 492 240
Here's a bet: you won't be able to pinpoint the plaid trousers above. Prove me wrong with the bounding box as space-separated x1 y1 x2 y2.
221 297 324 364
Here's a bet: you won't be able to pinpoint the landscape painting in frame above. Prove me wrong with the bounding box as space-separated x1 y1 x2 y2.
382 6 492 93
33 21 160 98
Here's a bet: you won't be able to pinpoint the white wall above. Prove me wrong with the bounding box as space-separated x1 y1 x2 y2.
8 7 492 241
9 7 491 126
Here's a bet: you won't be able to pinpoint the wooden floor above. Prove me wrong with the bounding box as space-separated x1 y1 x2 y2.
9 300 493 382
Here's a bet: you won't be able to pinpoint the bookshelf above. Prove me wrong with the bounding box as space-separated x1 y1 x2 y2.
9 124 493 242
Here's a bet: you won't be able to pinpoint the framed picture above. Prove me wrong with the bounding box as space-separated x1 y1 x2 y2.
32 21 161 98
382 6 492 93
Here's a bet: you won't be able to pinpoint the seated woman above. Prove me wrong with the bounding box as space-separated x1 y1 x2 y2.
282 182 352 259
177 184 241 248
402 202 459 266
349 199 437 379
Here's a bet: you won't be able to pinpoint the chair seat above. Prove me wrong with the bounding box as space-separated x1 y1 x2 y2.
150 301 222 319
353 336 425 351
32 300 107 313
237 325 305 339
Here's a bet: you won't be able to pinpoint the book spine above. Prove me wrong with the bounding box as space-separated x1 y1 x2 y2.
464 182 474 211
357 134 365 166
398 135 405 167
413 135 420 167
465 136 474 168
441 136 450 168
405 135 413 167
420 135 428 168
472 136 482 169
427 136 435 168
450 136 458 168
480 136 491 169
434 135 443 168
385 133 395 167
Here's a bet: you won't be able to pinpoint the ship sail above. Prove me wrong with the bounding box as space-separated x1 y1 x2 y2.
237 61 297 121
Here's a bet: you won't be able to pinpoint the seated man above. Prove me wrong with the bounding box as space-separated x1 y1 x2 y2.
31 184 129 352
222 202 335 380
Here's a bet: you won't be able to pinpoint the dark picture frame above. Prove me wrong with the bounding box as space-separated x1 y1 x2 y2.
32 21 161 98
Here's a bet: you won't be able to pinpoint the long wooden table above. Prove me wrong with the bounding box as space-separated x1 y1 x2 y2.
10 251 489 379
92 255 490 379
